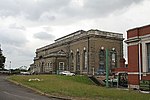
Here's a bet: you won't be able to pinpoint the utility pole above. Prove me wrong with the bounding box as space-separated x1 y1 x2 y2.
9 61 11 73
106 48 109 87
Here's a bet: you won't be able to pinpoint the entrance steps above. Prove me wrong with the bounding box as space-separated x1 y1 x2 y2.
89 75 106 86
89 75 115 86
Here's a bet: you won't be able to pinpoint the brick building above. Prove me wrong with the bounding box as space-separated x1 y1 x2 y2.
125 25 150 89
32 29 124 75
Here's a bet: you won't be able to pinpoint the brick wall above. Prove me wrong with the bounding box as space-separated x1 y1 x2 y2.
126 25 150 88
128 74 139 85
127 29 139 38
128 45 139 72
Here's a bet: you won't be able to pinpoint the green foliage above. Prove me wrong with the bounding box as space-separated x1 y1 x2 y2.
11 69 21 74
9 75 150 100
0 48 5 70
10 68 28 74
140 80 150 91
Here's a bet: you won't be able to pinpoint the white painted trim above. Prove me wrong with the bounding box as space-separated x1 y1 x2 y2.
128 72 150 75
127 42 139 46
140 34 150 39
142 41 147 72
128 72 140 75
127 36 139 40
142 40 150 72
128 84 139 89
125 37 140 44
138 41 142 80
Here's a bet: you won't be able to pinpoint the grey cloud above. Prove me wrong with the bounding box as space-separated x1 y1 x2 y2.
39 0 143 25
43 26 53 32
9 23 26 31
63 0 143 18
0 0 144 25
33 32 55 40
3 44 33 58
39 12 56 22
3 44 34 68
0 0 70 20
0 28 28 47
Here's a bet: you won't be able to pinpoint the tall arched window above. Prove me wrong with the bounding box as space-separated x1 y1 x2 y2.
110 48 117 69
76 50 80 71
50 62 53 71
40 62 44 73
98 48 105 74
39 62 41 67
70 52 74 71
83 49 87 70
59 62 64 71
48 62 53 71
47 63 49 67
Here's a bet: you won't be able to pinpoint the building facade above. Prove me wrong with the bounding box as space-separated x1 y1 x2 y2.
32 29 124 75
125 25 150 89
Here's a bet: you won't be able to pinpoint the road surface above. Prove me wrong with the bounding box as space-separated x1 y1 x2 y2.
0 75 59 100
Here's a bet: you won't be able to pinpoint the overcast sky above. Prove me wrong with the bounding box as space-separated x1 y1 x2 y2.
0 0 150 69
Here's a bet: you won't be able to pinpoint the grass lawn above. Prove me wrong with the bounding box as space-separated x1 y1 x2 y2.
8 75 150 100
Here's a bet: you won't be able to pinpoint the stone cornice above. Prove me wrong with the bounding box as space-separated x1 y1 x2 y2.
36 29 123 52
125 37 140 44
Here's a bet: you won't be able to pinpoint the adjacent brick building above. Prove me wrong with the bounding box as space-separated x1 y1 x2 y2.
125 25 150 89
32 29 124 75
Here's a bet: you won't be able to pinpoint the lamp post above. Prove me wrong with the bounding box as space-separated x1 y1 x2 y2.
106 49 109 87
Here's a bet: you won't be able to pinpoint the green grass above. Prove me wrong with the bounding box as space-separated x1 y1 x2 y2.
8 75 150 100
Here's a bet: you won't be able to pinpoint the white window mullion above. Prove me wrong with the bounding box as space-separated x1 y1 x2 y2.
142 42 147 72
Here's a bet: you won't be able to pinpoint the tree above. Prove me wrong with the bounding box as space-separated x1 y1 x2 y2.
0 46 6 70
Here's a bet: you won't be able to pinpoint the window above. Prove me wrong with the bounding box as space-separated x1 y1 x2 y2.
59 62 64 71
39 62 41 67
70 52 74 71
40 62 44 72
50 62 53 71
147 43 150 72
42 62 44 72
110 49 117 69
112 53 115 62
48 62 53 71
76 51 80 71
46 63 49 71
83 49 88 70
98 49 105 74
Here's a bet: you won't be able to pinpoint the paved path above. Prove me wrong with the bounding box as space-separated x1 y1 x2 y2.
0 75 59 100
